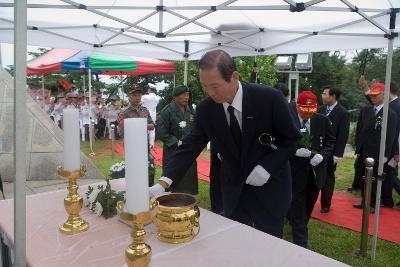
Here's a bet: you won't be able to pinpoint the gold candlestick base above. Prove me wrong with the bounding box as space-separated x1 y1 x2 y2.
117 201 152 267
58 165 89 235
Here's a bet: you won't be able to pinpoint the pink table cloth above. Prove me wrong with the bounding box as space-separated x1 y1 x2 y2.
0 179 348 267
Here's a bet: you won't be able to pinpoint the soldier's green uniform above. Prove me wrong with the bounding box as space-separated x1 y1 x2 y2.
157 91 198 195
118 100 155 186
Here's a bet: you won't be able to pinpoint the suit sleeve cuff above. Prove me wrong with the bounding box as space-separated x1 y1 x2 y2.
160 176 173 186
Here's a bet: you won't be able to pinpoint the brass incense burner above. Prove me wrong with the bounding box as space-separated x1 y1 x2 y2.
152 193 200 244
57 165 89 235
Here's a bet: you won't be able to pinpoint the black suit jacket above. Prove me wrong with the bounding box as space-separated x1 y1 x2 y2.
163 82 302 217
355 105 397 161
290 111 336 189
364 95 400 157
319 104 350 158
389 97 400 157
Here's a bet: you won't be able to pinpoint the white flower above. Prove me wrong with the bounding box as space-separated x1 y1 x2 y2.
300 128 307 133
94 201 103 216
192 104 196 110
83 195 89 207
88 188 100 204
179 121 187 128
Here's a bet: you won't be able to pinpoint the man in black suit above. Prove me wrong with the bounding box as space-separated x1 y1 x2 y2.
319 86 350 213
353 82 397 211
358 77 400 207
287 91 335 248
149 50 301 238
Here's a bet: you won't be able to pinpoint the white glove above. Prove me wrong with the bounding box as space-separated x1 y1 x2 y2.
333 156 341 165
310 153 324 166
177 140 182 147
149 183 165 197
245 165 270 186
383 157 388 164
388 157 398 168
295 148 312 158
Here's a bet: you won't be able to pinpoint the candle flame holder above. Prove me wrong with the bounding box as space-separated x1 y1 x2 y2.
57 165 89 235
117 201 152 267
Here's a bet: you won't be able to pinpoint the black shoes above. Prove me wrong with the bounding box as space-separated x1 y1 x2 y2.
353 203 363 209
320 207 330 213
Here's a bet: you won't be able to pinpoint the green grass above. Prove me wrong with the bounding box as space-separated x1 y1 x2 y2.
82 141 400 267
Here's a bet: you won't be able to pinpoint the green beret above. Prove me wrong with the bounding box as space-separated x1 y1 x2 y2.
173 85 190 97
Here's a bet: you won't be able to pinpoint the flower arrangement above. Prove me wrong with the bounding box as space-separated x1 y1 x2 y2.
299 128 313 149
85 179 125 219
109 161 125 179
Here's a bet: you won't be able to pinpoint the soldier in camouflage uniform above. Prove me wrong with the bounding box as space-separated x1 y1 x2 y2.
118 87 156 186
157 85 198 195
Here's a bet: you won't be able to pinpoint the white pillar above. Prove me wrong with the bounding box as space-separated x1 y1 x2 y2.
13 0 27 266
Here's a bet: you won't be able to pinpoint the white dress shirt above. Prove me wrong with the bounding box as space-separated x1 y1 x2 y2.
222 82 243 129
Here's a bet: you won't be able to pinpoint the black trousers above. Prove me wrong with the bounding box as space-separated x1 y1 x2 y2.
287 167 319 248
381 166 395 207
351 156 363 190
228 185 285 238
320 159 336 208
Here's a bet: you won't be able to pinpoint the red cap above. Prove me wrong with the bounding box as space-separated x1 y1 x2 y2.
297 90 318 113
368 82 385 95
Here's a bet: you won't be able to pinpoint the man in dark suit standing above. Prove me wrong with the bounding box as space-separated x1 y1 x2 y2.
319 86 350 213
287 91 335 247
149 50 301 238
353 82 397 212
358 77 400 207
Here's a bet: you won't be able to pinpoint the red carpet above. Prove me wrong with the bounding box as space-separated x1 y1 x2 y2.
114 143 210 182
115 143 400 244
312 192 400 244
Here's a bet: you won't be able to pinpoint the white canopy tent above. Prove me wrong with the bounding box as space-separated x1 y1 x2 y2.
0 0 399 60
1 1 399 266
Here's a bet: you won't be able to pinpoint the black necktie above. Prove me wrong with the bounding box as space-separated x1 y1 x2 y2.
227 105 242 151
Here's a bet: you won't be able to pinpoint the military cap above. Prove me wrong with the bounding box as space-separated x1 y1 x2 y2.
173 85 190 97
127 87 143 95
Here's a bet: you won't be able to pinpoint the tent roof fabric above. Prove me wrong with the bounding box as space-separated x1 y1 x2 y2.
0 1 399 60
26 48 176 75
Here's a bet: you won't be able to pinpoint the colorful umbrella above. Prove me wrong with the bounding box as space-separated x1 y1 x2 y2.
27 48 176 76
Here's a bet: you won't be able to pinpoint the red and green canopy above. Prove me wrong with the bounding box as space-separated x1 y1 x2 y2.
27 48 176 76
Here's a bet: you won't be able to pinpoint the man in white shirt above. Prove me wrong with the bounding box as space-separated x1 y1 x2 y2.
141 83 161 147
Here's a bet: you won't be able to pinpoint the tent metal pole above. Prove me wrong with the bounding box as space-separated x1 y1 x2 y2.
2 3 388 13
159 0 163 33
61 0 157 36
371 33 395 263
339 0 391 35
82 73 86 97
88 69 95 155
41 74 45 107
304 0 326 8
184 59 188 86
100 10 158 46
13 0 27 266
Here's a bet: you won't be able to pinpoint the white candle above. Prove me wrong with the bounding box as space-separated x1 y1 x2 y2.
63 108 81 171
124 118 149 214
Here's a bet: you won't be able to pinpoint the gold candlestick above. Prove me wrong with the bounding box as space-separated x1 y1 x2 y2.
57 165 89 235
117 201 152 267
